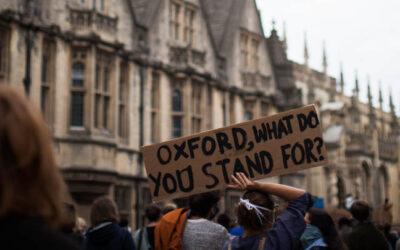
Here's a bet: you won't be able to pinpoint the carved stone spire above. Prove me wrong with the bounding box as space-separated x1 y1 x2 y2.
282 21 287 52
367 76 372 107
390 90 395 115
304 32 309 67
322 41 327 74
353 70 360 99
339 63 344 95
378 82 383 110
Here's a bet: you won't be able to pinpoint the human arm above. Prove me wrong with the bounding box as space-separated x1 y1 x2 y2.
228 172 310 249
228 172 306 201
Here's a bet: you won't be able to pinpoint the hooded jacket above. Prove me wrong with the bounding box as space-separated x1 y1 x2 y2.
84 222 136 250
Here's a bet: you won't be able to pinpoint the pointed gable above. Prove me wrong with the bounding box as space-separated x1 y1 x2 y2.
128 0 162 28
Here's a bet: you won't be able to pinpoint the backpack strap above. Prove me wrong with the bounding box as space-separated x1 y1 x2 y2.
137 227 144 250
258 236 267 250
228 241 232 250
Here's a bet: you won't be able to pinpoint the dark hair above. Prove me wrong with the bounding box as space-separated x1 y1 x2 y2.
236 190 274 231
338 217 352 229
350 200 370 222
90 196 119 227
0 86 67 228
189 191 220 218
61 203 76 233
119 218 129 228
309 208 345 250
217 213 231 230
145 203 162 222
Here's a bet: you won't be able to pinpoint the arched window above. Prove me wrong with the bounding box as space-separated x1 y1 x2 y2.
70 61 85 127
172 89 183 138
172 89 183 112
244 111 253 121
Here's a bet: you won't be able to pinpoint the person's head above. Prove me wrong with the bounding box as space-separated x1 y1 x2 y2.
338 217 352 229
308 208 344 250
145 203 162 223
189 191 220 219
217 213 231 231
350 200 370 222
61 203 77 233
0 86 66 228
236 190 274 232
383 222 392 234
90 196 119 227
162 203 177 215
119 218 129 228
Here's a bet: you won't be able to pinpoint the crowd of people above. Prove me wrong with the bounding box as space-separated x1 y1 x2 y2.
1 85 400 250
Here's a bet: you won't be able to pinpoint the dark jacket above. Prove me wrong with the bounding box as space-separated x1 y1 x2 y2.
84 222 136 250
0 214 83 250
345 221 389 250
223 193 311 250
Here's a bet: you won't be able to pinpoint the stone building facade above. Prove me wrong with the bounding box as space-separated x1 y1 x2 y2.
0 0 399 228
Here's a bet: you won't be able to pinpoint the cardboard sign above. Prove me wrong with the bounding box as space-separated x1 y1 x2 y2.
142 105 328 201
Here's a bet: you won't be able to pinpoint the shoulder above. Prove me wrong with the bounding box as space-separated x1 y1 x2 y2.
0 215 82 250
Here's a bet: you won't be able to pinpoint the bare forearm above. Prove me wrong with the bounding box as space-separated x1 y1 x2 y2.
253 182 305 201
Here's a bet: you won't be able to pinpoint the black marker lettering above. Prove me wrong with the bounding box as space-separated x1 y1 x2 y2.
157 145 171 165
216 158 230 184
202 163 219 189
216 132 232 154
176 165 194 192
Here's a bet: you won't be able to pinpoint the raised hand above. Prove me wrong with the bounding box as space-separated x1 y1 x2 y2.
227 172 258 191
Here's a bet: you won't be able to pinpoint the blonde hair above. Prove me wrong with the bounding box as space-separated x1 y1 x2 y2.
0 86 66 228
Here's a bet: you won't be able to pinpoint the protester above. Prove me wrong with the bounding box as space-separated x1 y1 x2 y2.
162 202 177 215
181 191 229 250
223 172 312 250
62 203 84 245
0 86 82 250
300 218 324 249
217 213 232 231
382 223 397 250
303 208 345 249
84 196 136 250
134 203 162 250
229 225 244 237
338 217 352 240
119 218 132 233
344 200 389 250
155 191 229 250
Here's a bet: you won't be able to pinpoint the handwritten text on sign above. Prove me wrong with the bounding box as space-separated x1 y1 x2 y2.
142 105 328 201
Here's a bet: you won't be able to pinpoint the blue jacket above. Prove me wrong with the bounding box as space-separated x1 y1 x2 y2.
84 222 136 250
223 193 311 250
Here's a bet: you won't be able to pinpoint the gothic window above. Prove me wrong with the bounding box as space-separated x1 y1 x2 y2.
151 72 160 143
170 1 182 41
244 111 253 121
240 34 248 67
261 101 269 117
170 0 196 44
114 186 131 221
172 88 184 138
94 50 113 131
184 7 195 44
229 94 236 125
118 62 128 140
191 82 202 133
0 26 10 81
70 49 86 128
240 32 259 69
41 38 55 124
